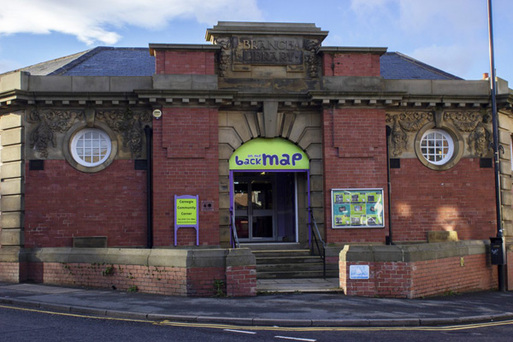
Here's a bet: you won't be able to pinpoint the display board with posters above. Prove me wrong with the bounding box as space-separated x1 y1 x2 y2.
331 189 384 228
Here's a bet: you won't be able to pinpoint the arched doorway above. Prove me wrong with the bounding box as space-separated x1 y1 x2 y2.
229 138 310 244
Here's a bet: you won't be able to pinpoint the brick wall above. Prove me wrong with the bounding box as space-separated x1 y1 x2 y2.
154 50 216 75
152 107 220 246
341 254 496 298
41 262 188 295
0 262 22 282
24 160 147 247
323 53 381 77
2 248 257 297
322 108 389 243
390 158 496 241
226 265 257 297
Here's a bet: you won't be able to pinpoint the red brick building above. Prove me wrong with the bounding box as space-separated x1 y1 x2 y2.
0 22 512 298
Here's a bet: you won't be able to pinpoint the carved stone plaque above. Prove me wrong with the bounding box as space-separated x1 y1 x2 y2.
232 37 304 66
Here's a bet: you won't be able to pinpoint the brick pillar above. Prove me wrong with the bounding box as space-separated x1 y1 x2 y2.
225 248 256 297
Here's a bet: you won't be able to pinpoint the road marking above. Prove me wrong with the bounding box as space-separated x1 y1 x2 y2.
224 329 257 335
1 304 513 333
275 336 316 341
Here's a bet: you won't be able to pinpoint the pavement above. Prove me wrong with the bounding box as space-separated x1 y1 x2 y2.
1 279 513 327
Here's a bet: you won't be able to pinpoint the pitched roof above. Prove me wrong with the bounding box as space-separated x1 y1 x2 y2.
380 52 462 80
4 47 461 80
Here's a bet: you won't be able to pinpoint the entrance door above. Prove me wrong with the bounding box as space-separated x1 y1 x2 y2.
234 172 296 242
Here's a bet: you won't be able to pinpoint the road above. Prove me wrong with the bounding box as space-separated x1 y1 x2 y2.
1 304 513 341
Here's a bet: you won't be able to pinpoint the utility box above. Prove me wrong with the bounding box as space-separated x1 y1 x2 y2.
490 237 505 265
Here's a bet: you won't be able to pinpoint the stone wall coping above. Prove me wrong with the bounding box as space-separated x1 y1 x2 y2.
338 240 489 263
320 47 387 55
14 247 255 268
149 44 220 55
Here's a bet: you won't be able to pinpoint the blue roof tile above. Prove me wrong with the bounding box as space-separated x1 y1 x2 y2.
380 52 461 80
12 47 462 80
50 47 155 76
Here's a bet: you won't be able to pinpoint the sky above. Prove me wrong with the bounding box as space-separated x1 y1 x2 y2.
0 0 512 83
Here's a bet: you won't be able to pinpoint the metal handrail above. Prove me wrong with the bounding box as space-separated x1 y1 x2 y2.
308 207 326 278
230 208 240 248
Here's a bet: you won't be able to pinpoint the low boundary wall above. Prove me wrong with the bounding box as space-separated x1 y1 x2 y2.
339 241 498 298
0 247 256 297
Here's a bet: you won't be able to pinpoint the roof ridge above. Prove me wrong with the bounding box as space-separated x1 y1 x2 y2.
48 47 111 76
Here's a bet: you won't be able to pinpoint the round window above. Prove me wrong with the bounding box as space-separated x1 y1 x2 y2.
419 129 454 165
70 128 112 167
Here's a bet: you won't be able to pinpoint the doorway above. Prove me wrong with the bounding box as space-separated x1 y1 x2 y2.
233 172 296 242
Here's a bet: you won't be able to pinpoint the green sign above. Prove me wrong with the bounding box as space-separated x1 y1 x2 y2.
175 196 198 226
229 138 309 170
331 189 384 228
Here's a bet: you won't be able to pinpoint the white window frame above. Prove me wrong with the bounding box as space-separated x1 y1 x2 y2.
70 128 112 167
419 129 454 166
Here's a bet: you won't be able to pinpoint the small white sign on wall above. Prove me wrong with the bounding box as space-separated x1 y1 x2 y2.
349 265 370 279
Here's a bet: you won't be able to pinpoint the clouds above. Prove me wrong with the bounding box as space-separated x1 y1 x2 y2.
349 0 492 79
0 0 262 45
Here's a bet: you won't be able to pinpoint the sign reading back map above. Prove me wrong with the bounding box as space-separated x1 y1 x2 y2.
229 138 309 171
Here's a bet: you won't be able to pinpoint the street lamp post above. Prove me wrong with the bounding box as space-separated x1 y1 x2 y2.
487 0 506 292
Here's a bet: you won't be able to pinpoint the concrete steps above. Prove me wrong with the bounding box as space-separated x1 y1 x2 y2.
252 248 338 279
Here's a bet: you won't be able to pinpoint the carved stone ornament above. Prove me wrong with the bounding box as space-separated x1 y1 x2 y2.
397 112 433 132
28 109 84 157
214 37 232 77
96 108 152 157
386 112 433 156
443 111 483 132
445 111 492 157
303 38 321 78
386 115 408 156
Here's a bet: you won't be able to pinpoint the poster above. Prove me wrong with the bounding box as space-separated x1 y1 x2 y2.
331 189 384 228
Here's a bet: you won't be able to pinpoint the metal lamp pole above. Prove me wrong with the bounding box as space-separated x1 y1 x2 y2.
487 0 506 292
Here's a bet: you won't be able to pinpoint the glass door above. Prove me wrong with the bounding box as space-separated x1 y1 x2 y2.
234 173 276 241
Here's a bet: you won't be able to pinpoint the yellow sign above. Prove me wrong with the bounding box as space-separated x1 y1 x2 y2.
175 197 198 226
229 138 309 170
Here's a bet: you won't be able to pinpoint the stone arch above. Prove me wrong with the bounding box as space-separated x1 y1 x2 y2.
218 107 324 247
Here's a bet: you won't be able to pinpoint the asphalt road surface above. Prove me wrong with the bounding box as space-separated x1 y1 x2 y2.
1 304 513 342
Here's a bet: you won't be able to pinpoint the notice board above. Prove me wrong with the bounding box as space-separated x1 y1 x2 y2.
331 189 384 229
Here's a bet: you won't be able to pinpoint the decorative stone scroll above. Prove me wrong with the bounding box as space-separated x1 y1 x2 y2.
214 37 232 77
96 108 152 157
386 110 492 158
28 108 151 159
444 111 492 157
386 112 433 157
28 109 84 158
